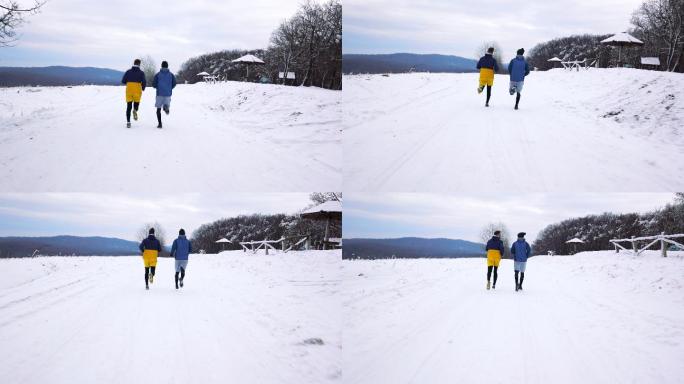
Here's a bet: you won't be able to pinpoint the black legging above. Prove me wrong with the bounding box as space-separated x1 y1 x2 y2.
144 266 156 285
515 92 521 106
487 265 498 285
126 101 140 122
175 267 185 286
156 108 162 125
486 85 492 104
515 270 525 287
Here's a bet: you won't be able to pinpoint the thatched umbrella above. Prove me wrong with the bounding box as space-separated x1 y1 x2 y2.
231 54 265 80
547 57 562 69
215 237 231 252
565 237 584 254
600 32 644 67
301 200 342 250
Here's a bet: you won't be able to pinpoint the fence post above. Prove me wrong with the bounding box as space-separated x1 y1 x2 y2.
631 236 637 255
614 242 619 253
661 232 667 257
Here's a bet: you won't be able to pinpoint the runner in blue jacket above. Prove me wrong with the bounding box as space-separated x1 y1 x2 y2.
170 228 192 289
507 48 530 110
510 232 532 291
152 61 177 129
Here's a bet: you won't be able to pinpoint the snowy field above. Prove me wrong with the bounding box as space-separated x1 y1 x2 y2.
0 82 341 192
344 69 684 191
0 250 341 384
342 251 684 384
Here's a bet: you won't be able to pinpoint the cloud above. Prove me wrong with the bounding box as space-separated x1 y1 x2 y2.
343 193 675 242
344 0 644 60
2 0 309 68
0 193 312 240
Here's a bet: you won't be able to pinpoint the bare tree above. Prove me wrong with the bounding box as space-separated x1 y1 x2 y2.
139 54 157 84
474 41 504 73
0 0 46 47
479 222 512 258
632 0 684 72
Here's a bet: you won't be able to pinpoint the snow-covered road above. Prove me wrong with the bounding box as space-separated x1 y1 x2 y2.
344 69 684 191
0 251 341 384
0 82 341 192
342 251 684 384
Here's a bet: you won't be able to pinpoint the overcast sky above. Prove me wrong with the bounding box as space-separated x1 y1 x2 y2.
0 193 311 241
344 193 677 243
344 0 644 61
1 0 306 69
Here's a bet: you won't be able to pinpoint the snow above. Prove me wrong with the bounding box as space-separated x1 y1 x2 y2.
0 82 341 192
342 251 684 384
601 32 644 45
343 69 684 191
0 250 341 384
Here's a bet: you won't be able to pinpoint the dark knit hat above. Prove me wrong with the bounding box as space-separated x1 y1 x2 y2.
162 61 168 68
179 228 185 235
517 48 525 56
517 232 526 238
134 58 141 65
487 47 494 54
494 230 501 236
149 227 155 235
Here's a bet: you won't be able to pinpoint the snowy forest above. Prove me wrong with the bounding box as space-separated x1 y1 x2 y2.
528 0 684 71
177 0 341 89
532 193 684 255
191 193 341 253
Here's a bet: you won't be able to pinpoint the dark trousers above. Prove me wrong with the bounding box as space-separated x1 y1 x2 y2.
144 266 156 285
126 101 140 122
487 265 498 285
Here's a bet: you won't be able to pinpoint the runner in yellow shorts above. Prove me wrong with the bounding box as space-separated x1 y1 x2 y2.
120 58 147 128
476 47 500 107
485 230 505 290
139 227 162 290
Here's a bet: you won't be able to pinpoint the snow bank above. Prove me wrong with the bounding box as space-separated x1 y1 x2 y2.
0 82 341 192
343 70 684 191
342 251 684 384
0 250 341 384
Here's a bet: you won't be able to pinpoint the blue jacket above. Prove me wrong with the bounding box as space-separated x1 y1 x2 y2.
171 235 192 260
476 54 499 72
508 55 530 82
511 239 531 262
121 66 146 90
152 68 176 97
139 234 161 253
485 236 505 255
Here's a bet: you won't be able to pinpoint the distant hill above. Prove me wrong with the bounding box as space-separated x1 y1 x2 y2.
0 66 124 87
342 53 478 74
343 237 485 259
0 236 139 257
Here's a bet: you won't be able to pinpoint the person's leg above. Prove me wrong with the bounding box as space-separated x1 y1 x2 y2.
520 272 525 289
126 102 132 122
514 269 519 291
486 85 492 106
180 266 185 287
145 267 149 288
493 266 498 287
175 272 179 289
515 92 521 109
151 266 156 278
156 108 162 127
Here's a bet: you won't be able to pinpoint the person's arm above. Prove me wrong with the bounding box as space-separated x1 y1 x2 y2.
525 62 530 77
152 73 158 89
155 239 161 252
526 243 531 258
121 71 127 85
494 60 499 73
508 60 513 74
511 243 516 256
188 241 192 254
141 73 147 91
476 57 482 70
139 240 144 253
170 239 177 258
172 74 177 89
499 242 505 257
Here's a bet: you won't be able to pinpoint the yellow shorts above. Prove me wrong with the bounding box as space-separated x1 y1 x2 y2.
126 82 143 103
479 68 494 87
486 249 501 267
142 249 158 267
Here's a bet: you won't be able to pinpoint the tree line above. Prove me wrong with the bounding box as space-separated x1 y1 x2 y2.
177 0 341 89
533 194 684 255
527 0 684 72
